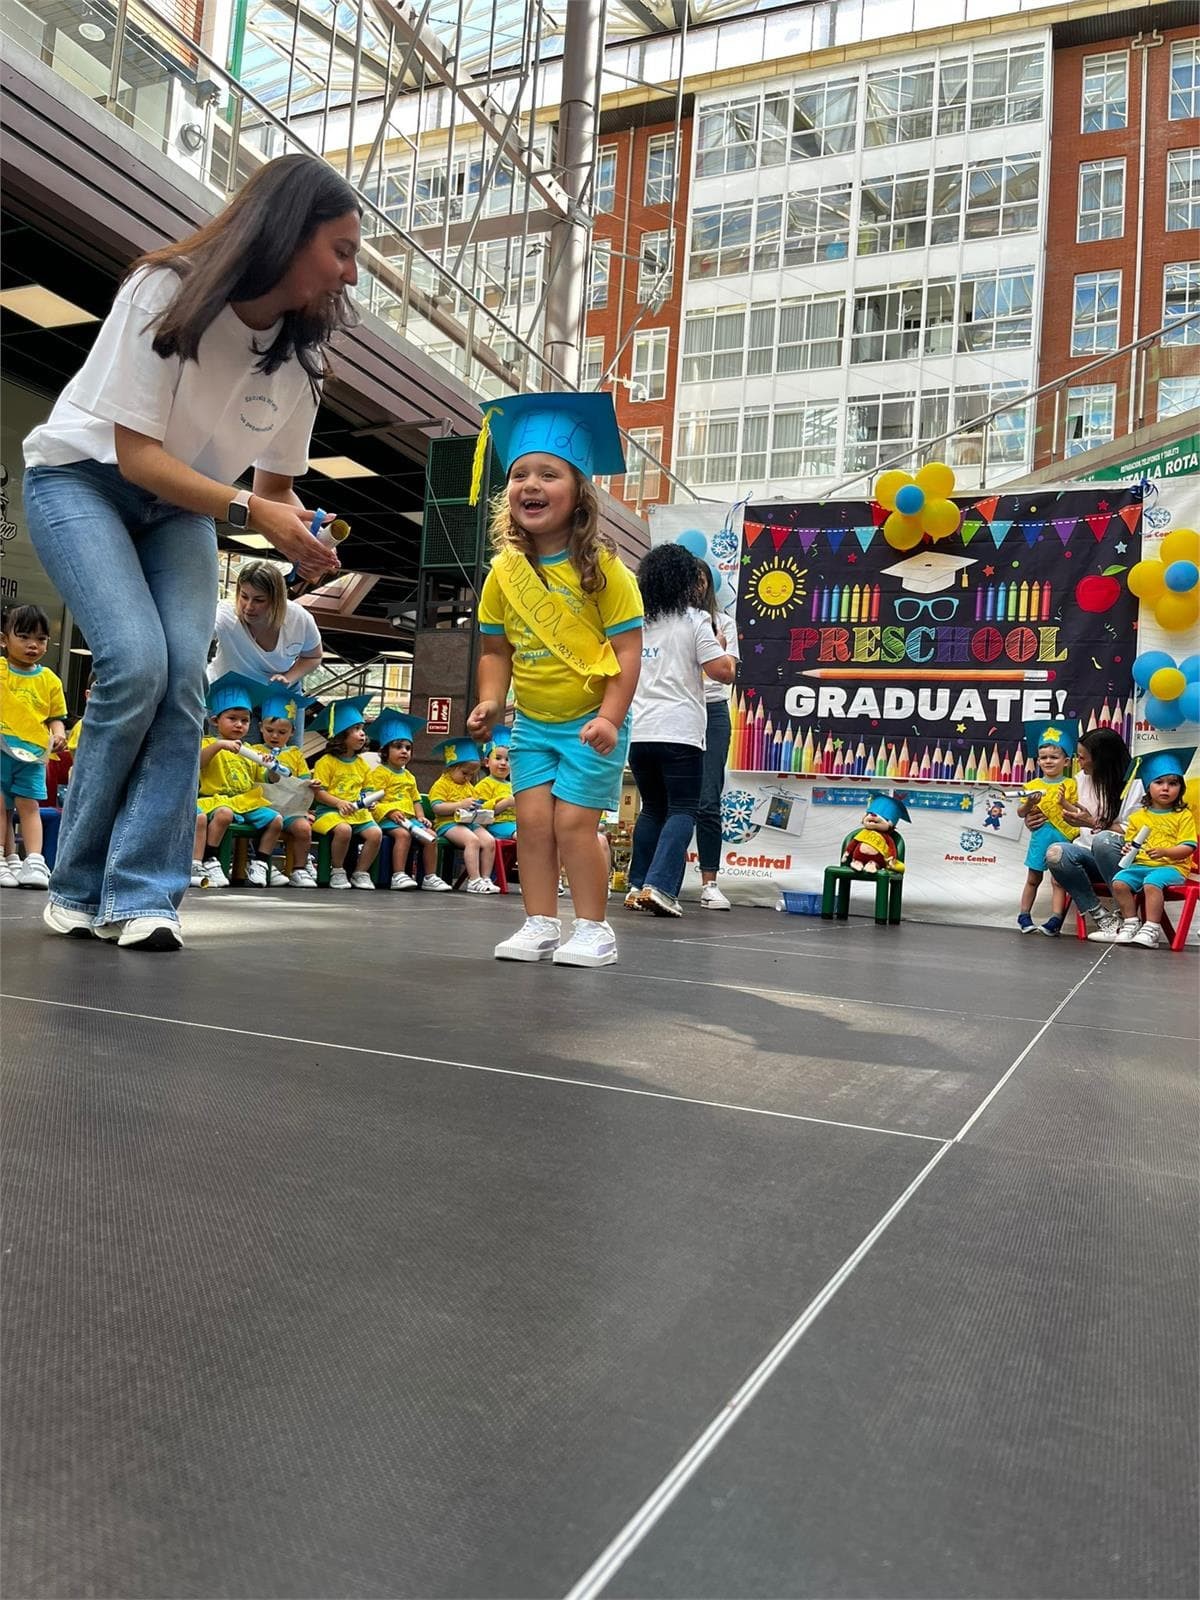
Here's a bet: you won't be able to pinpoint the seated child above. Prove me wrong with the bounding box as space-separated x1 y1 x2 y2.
193 672 283 888
248 686 318 887
66 671 95 759
0 603 67 889
310 693 383 890
428 737 499 893
476 728 517 840
1097 746 1197 949
1016 719 1079 936
365 707 450 892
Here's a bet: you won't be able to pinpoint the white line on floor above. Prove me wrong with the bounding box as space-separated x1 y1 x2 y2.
560 947 1113 1600
0 994 944 1145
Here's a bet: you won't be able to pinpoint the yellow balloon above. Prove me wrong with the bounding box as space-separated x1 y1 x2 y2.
884 510 923 551
1160 528 1200 566
915 461 955 499
1155 590 1200 632
1148 666 1187 701
874 469 913 512
921 497 961 541
1127 559 1166 601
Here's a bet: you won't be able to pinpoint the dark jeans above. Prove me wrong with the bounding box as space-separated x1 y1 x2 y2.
629 741 703 897
696 699 730 874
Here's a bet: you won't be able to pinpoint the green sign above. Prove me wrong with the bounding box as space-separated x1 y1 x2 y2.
1078 433 1199 483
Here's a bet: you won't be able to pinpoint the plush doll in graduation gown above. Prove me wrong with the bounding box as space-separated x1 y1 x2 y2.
842 793 909 874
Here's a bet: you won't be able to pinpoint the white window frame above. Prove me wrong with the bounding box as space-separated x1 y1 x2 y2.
624 427 664 502
682 305 748 384
963 154 1040 240
1158 377 1200 419
1170 39 1200 121
644 132 676 205
858 171 930 256
1163 261 1200 346
769 403 839 480
1071 270 1121 356
595 147 618 213
696 95 761 179
864 60 935 147
1167 149 1200 233
958 268 1036 353
587 240 611 309
630 328 669 402
581 336 606 388
637 230 674 304
1077 158 1125 243
1081 51 1128 132
969 43 1045 131
1065 384 1116 457
949 384 1030 470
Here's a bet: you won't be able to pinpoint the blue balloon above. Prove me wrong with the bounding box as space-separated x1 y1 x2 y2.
1179 654 1200 683
676 529 708 558
1180 683 1200 725
1165 559 1199 593
1144 694 1186 730
1132 650 1176 691
895 483 925 516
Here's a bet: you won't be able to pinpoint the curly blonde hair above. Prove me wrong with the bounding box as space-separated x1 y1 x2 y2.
488 467 614 595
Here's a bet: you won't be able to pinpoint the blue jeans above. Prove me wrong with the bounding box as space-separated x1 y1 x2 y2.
629 741 703 897
696 699 730 874
1045 830 1125 915
23 462 218 925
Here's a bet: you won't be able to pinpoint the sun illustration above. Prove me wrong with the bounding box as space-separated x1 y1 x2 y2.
750 557 806 620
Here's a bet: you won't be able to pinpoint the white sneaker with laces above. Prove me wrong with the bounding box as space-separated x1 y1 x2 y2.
466 876 496 894
494 915 561 961
290 867 317 887
16 853 50 889
42 902 97 939
553 918 618 967
390 872 419 890
245 858 268 886
267 864 290 887
201 857 229 888
117 917 183 951
1113 918 1141 945
351 871 375 890
1131 921 1167 949
329 867 352 889
699 883 732 911
422 874 452 892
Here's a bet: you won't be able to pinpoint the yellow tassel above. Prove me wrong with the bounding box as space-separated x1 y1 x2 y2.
468 408 496 506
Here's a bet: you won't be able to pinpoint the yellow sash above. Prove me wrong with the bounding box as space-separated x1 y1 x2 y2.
491 548 619 683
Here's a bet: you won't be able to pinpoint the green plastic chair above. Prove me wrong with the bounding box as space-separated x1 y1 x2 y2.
821 830 906 926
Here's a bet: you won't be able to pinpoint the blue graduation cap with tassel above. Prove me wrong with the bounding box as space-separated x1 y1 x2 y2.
1129 746 1195 786
431 737 484 767
257 685 316 726
205 672 267 716
319 693 374 740
1023 718 1078 760
866 793 911 826
366 708 425 747
468 392 626 504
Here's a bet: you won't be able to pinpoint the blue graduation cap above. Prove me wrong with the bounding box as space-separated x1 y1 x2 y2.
865 793 911 826
258 685 316 725
367 708 425 747
484 725 513 754
319 693 374 739
431 737 484 767
470 392 626 503
1024 718 1078 760
1130 746 1195 786
206 672 266 716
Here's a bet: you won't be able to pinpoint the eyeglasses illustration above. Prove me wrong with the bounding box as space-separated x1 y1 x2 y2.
893 595 961 622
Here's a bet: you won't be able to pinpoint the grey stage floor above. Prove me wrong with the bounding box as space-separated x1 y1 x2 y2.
1 887 1196 1599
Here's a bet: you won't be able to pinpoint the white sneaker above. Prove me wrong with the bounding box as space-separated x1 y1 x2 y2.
201 857 229 888
1131 921 1167 949
390 872 419 890
190 860 206 888
557 878 568 897
5 854 21 876
42 902 97 939
267 864 290 887
699 883 731 911
494 915 561 961
0 861 19 888
466 876 498 894
117 917 183 951
422 874 452 892
641 885 682 918
16 853 50 889
350 870 375 890
1113 918 1141 945
623 887 645 910
329 867 352 889
244 858 268 887
289 867 317 887
553 918 618 967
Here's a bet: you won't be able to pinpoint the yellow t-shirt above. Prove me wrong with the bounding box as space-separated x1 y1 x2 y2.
312 753 375 825
0 660 67 755
66 719 84 753
428 773 484 820
475 775 515 815
1123 806 1197 867
247 743 310 779
1026 775 1079 841
197 737 268 813
477 546 642 722
372 765 421 823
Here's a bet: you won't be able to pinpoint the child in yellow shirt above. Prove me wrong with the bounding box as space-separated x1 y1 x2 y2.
1015 719 1078 936
192 673 282 888
476 727 517 840
310 694 383 889
1101 747 1197 950
428 737 498 893
366 708 450 892
248 686 317 887
1 604 67 889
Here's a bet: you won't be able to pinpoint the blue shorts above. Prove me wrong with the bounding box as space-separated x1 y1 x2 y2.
1025 821 1071 871
1112 864 1188 891
510 709 630 813
196 805 278 830
489 819 517 839
1 751 47 801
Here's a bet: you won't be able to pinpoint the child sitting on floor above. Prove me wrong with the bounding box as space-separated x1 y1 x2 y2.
248 686 318 887
365 707 451 892
311 694 383 890
428 737 499 893
1098 746 1197 949
192 672 284 888
475 728 517 840
1016 719 1079 937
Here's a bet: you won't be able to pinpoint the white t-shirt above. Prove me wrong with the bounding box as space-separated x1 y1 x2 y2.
703 610 740 704
631 606 729 748
1072 771 1144 847
207 599 322 682
24 267 318 483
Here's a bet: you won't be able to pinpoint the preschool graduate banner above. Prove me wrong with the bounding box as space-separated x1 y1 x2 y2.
731 485 1142 782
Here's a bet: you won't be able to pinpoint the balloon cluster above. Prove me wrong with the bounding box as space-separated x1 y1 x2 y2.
873 463 961 550
1127 528 1200 632
1133 650 1200 731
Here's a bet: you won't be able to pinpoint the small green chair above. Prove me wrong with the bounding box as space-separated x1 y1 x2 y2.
821 831 906 926
216 820 263 885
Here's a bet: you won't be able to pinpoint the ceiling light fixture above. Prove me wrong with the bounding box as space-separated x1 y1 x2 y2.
308 454 377 479
69 646 93 655
227 532 273 549
78 21 106 40
0 285 98 328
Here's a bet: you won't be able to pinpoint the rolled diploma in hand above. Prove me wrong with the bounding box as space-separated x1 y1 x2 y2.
1118 825 1151 870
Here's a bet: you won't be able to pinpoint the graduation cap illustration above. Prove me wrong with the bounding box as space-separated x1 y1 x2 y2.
879 550 976 595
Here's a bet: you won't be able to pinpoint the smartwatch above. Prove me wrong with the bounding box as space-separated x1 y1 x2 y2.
227 490 252 528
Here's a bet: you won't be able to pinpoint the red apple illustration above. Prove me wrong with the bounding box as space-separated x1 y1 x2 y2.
1074 565 1126 613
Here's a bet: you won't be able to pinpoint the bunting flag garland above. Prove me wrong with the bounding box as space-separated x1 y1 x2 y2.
1086 513 1110 541
854 526 876 552
1052 517 1076 545
988 519 1013 547
960 518 984 546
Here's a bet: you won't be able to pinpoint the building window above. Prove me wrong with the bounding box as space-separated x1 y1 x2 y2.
864 61 934 147
676 408 768 487
624 428 663 502
964 154 1040 239
682 306 747 383
595 147 617 213
1163 262 1200 345
937 58 968 134
1167 149 1200 232
845 390 949 473
1077 159 1125 242
588 239 611 308
969 44 1044 130
637 230 674 304
696 96 762 177
1072 270 1121 355
1158 377 1200 419
780 185 852 266
1065 385 1116 457
757 295 845 374
958 268 1036 352
688 199 777 277
769 404 839 479
1081 52 1128 132
852 282 954 364
644 133 676 204
630 328 669 401
949 384 1030 470
1170 39 1200 121
788 77 858 160
581 336 606 388
858 174 929 256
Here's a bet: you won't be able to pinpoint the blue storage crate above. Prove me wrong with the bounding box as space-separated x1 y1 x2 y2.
782 890 822 916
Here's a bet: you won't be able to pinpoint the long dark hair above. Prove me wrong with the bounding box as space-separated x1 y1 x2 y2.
129 155 360 394
1078 727 1129 829
638 543 704 623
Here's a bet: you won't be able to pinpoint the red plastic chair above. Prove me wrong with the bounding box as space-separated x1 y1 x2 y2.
452 837 517 893
1076 846 1199 950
